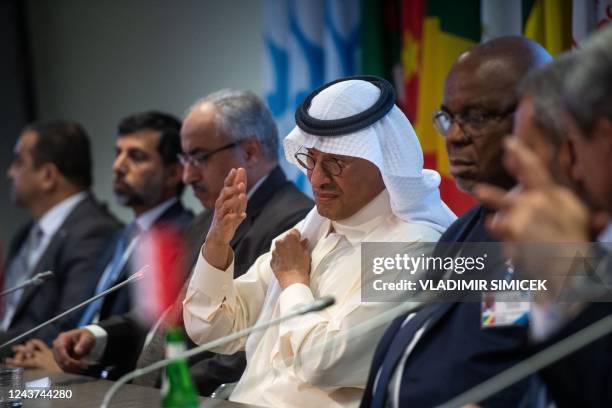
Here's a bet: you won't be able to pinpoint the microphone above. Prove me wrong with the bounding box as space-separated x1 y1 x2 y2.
0 266 147 351
100 296 336 408
439 312 612 407
0 271 55 297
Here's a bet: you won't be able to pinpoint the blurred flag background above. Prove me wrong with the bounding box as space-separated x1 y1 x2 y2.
263 0 611 216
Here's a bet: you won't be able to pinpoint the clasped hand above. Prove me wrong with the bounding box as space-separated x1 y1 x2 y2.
271 229 311 289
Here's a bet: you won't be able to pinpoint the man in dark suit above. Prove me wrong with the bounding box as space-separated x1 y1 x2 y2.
1 120 121 354
6 111 193 366
476 25 612 408
82 111 193 322
360 37 552 408
51 90 313 395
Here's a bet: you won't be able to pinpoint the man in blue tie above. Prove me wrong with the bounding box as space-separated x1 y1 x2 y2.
77 111 194 324
360 37 552 408
6 111 193 363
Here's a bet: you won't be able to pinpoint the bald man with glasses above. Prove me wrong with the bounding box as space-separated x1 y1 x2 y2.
361 37 552 408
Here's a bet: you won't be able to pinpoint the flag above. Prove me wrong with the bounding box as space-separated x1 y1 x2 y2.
403 0 481 216
523 0 573 55
481 0 522 41
263 0 361 193
572 0 612 47
133 226 186 325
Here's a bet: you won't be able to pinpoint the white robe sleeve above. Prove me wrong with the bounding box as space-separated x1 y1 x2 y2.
183 248 274 354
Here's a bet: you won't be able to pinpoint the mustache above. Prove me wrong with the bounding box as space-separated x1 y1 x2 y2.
313 183 340 195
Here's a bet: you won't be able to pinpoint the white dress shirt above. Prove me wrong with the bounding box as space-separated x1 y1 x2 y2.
30 191 89 270
183 190 442 407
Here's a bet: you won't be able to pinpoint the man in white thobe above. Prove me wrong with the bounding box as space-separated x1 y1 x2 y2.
183 76 456 407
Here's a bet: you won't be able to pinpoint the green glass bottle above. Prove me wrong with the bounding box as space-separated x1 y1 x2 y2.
161 328 199 408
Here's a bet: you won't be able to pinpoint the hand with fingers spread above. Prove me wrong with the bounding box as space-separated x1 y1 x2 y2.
203 168 248 270
270 229 311 289
52 328 97 373
6 339 61 371
475 137 591 300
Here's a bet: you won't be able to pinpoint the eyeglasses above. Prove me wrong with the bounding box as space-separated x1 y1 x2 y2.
177 142 239 167
294 152 346 177
432 106 516 138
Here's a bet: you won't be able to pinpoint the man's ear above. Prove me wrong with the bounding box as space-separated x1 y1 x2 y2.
39 163 59 192
240 138 264 167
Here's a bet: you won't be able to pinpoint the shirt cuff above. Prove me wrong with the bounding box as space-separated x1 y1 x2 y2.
82 325 108 363
529 303 569 343
278 283 315 316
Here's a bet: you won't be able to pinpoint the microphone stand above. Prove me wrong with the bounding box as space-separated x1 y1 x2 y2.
0 268 147 351
0 271 54 297
100 296 336 408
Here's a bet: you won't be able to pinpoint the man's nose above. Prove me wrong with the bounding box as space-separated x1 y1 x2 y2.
182 161 200 185
112 154 127 174
445 121 471 145
308 161 332 187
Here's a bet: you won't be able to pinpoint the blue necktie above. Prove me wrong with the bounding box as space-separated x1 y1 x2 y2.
370 304 439 408
78 223 139 326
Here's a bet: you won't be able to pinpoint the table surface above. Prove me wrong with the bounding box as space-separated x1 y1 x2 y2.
19 369 261 408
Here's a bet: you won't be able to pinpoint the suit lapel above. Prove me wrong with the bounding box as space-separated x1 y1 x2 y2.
11 195 97 319
230 166 288 248
12 226 67 319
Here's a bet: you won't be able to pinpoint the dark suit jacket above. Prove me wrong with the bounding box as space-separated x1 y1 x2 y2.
361 205 530 408
93 200 194 322
97 166 313 394
1 193 121 352
535 256 612 408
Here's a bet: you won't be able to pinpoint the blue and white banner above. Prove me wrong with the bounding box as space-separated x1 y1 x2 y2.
262 0 360 192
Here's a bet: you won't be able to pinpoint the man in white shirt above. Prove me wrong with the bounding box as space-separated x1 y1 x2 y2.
183 76 455 407
49 90 312 394
1 120 121 354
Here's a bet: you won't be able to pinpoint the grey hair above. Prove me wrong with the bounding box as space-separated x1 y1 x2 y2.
564 24 612 137
518 52 578 148
192 89 279 160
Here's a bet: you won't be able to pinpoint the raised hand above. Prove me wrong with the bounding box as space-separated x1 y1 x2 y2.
270 229 311 289
203 168 248 269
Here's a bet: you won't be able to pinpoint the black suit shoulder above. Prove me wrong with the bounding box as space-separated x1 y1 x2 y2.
538 302 612 408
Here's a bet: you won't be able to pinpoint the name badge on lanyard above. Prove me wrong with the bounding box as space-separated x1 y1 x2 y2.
481 260 530 328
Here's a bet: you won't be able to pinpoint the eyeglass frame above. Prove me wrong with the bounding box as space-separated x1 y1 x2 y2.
177 141 240 167
432 105 516 139
293 150 348 177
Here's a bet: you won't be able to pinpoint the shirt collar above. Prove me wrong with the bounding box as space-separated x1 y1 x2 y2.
598 222 612 244
38 191 88 237
246 173 269 200
135 197 178 231
329 189 392 246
